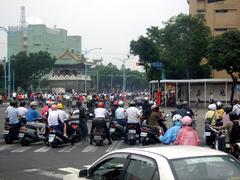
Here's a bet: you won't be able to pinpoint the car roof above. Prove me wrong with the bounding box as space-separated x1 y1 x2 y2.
112 145 227 160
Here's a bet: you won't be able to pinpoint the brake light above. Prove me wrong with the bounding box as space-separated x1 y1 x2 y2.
49 128 56 133
141 128 148 132
128 125 136 129
71 123 78 129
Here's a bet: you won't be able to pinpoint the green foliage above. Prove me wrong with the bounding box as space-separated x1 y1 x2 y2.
92 63 147 92
208 30 240 101
130 14 211 80
12 51 55 90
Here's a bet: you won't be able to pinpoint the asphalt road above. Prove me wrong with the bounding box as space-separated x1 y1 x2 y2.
0 105 207 180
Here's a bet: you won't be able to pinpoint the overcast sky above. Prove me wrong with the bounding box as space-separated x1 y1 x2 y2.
0 0 189 70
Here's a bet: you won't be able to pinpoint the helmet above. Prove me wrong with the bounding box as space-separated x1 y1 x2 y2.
181 116 192 126
224 106 232 114
51 104 58 111
216 101 223 109
57 103 64 109
151 104 158 111
208 104 216 111
118 100 124 107
148 100 154 105
20 101 26 107
98 102 105 108
129 101 136 106
172 114 183 122
30 101 38 106
113 100 118 106
182 101 188 106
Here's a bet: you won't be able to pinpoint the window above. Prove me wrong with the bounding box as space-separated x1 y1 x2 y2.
90 157 127 180
214 28 228 32
208 0 225 3
124 155 159 180
197 9 205 13
216 9 228 13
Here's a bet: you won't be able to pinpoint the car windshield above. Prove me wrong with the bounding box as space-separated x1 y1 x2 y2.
171 155 240 180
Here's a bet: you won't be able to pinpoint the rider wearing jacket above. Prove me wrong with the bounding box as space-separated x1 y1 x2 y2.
159 114 182 144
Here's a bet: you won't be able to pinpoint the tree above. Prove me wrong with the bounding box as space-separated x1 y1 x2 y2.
12 51 56 90
161 14 211 79
208 30 240 102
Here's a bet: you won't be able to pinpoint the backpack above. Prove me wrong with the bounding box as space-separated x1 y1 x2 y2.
229 120 240 143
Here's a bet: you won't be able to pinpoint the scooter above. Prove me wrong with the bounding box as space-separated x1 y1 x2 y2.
48 126 74 148
21 117 48 146
4 123 25 144
140 124 163 146
66 119 82 143
92 119 107 146
109 120 125 140
125 124 139 145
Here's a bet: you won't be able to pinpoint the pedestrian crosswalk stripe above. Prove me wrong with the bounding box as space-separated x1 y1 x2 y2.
59 167 80 174
11 146 31 152
0 144 14 151
58 146 76 152
81 145 97 152
34 146 51 152
106 141 118 152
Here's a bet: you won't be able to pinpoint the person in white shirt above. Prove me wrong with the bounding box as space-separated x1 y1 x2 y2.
48 104 68 137
125 101 141 140
90 102 112 145
115 100 127 127
232 99 240 117
17 101 28 123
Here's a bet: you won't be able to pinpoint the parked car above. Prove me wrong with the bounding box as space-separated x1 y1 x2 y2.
63 146 240 180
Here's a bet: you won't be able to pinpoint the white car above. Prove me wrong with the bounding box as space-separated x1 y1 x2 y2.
63 146 240 180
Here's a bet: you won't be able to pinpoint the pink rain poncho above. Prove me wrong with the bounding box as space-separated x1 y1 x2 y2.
173 126 200 146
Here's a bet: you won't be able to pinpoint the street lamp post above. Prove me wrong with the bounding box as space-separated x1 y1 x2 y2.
82 48 102 93
113 55 130 93
0 57 7 95
93 58 103 93
0 26 10 100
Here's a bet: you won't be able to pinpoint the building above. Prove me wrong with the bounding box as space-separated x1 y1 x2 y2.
188 0 240 78
48 49 91 93
8 24 81 58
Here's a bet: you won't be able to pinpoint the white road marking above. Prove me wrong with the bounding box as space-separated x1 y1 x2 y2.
81 145 97 152
34 146 51 152
24 168 64 179
11 146 31 152
58 146 77 152
59 167 80 174
106 141 118 152
0 144 15 151
114 141 124 150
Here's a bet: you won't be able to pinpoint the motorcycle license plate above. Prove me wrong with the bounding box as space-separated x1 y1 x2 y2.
129 129 136 133
225 143 230 148
140 132 147 137
18 133 24 138
204 132 211 137
48 134 56 143
110 128 115 133
94 136 102 140
3 130 9 135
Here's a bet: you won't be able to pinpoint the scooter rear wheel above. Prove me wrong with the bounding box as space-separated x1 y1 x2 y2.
21 137 31 146
51 139 59 148
5 135 13 144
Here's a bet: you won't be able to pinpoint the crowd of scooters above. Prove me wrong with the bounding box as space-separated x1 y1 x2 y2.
2 95 240 159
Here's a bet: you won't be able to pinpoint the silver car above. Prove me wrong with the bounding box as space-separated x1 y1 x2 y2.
63 146 240 180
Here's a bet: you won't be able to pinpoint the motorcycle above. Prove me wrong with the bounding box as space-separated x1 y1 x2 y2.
92 118 107 146
125 123 139 145
48 126 74 148
21 117 48 146
109 120 125 141
66 118 82 143
204 124 217 147
140 124 163 146
4 123 25 144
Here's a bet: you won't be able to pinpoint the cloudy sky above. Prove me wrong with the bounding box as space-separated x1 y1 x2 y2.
0 0 189 70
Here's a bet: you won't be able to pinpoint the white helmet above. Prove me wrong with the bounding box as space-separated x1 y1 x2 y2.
172 114 182 122
118 100 124 107
208 104 216 111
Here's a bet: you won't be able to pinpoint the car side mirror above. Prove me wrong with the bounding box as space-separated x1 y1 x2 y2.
79 169 88 177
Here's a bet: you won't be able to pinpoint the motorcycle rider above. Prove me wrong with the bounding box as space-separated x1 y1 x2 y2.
174 116 200 146
90 102 112 145
148 105 161 130
172 101 188 118
232 99 240 118
141 97 150 121
115 100 127 127
205 103 217 126
17 101 28 123
159 114 182 144
215 101 224 126
25 101 46 138
111 100 119 120
6 101 20 127
55 104 69 137
125 101 141 140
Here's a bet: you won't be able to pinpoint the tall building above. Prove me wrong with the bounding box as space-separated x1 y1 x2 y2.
188 0 240 78
8 24 82 58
